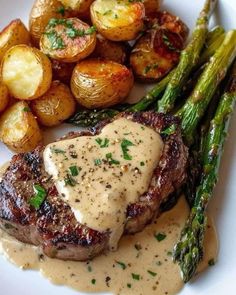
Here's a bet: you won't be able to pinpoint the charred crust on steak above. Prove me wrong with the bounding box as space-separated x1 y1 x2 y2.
0 111 188 261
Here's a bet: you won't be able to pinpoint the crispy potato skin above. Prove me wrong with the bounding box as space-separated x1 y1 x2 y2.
0 19 30 62
1 45 52 100
130 11 189 81
71 59 134 109
51 59 75 84
40 18 97 63
29 0 72 47
0 101 43 153
31 80 76 126
90 0 145 41
92 35 128 64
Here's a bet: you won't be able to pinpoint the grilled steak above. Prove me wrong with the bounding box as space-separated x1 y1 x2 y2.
0 111 188 261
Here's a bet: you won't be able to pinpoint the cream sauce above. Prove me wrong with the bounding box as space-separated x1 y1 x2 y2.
0 196 218 295
43 118 163 249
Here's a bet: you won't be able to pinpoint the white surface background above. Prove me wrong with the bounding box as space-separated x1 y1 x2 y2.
0 0 236 294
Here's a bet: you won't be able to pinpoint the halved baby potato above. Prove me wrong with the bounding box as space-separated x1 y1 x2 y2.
1 45 52 100
0 83 9 113
92 35 128 64
71 58 134 109
130 11 189 81
0 101 43 153
31 80 76 126
90 0 145 41
40 18 96 63
29 0 72 47
59 0 94 19
0 19 30 62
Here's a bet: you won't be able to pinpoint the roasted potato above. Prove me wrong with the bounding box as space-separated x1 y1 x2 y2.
59 0 94 19
90 0 145 41
143 0 162 17
0 19 30 62
154 10 189 41
40 18 96 63
92 35 128 64
0 101 43 153
130 11 189 81
31 80 76 126
71 59 134 109
1 45 52 100
29 0 72 47
0 83 9 113
51 59 75 84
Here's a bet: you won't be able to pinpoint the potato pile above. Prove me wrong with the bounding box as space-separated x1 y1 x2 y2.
0 0 188 153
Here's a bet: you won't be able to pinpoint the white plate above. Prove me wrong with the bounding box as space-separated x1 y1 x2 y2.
0 0 236 294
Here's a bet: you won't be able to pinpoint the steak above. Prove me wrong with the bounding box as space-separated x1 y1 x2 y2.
0 111 188 261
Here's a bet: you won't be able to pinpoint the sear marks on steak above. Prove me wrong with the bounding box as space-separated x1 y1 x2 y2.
0 111 188 261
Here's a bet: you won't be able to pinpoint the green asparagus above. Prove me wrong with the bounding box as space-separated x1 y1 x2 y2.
177 30 236 145
157 0 216 113
173 60 236 283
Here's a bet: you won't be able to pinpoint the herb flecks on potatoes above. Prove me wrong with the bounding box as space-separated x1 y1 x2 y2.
29 0 72 47
90 0 145 41
130 11 189 81
40 18 96 63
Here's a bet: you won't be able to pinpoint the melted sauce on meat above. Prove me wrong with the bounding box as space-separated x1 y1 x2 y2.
43 118 164 250
0 196 218 295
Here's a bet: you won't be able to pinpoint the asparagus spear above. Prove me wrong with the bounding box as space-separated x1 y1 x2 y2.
173 60 236 283
205 25 225 44
157 0 216 113
178 30 236 145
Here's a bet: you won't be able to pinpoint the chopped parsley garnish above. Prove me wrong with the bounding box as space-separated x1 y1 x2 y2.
51 148 66 154
23 107 30 112
91 279 96 285
162 34 179 52
115 260 126 270
144 63 158 74
87 265 92 272
121 139 134 160
94 158 102 166
161 124 176 136
167 251 172 256
127 283 132 288
208 259 215 266
140 161 145 166
132 273 140 281
106 153 120 165
64 174 77 186
154 232 167 242
96 138 109 148
44 31 65 50
147 270 157 277
29 184 47 209
103 10 112 15
57 6 65 16
69 165 80 176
